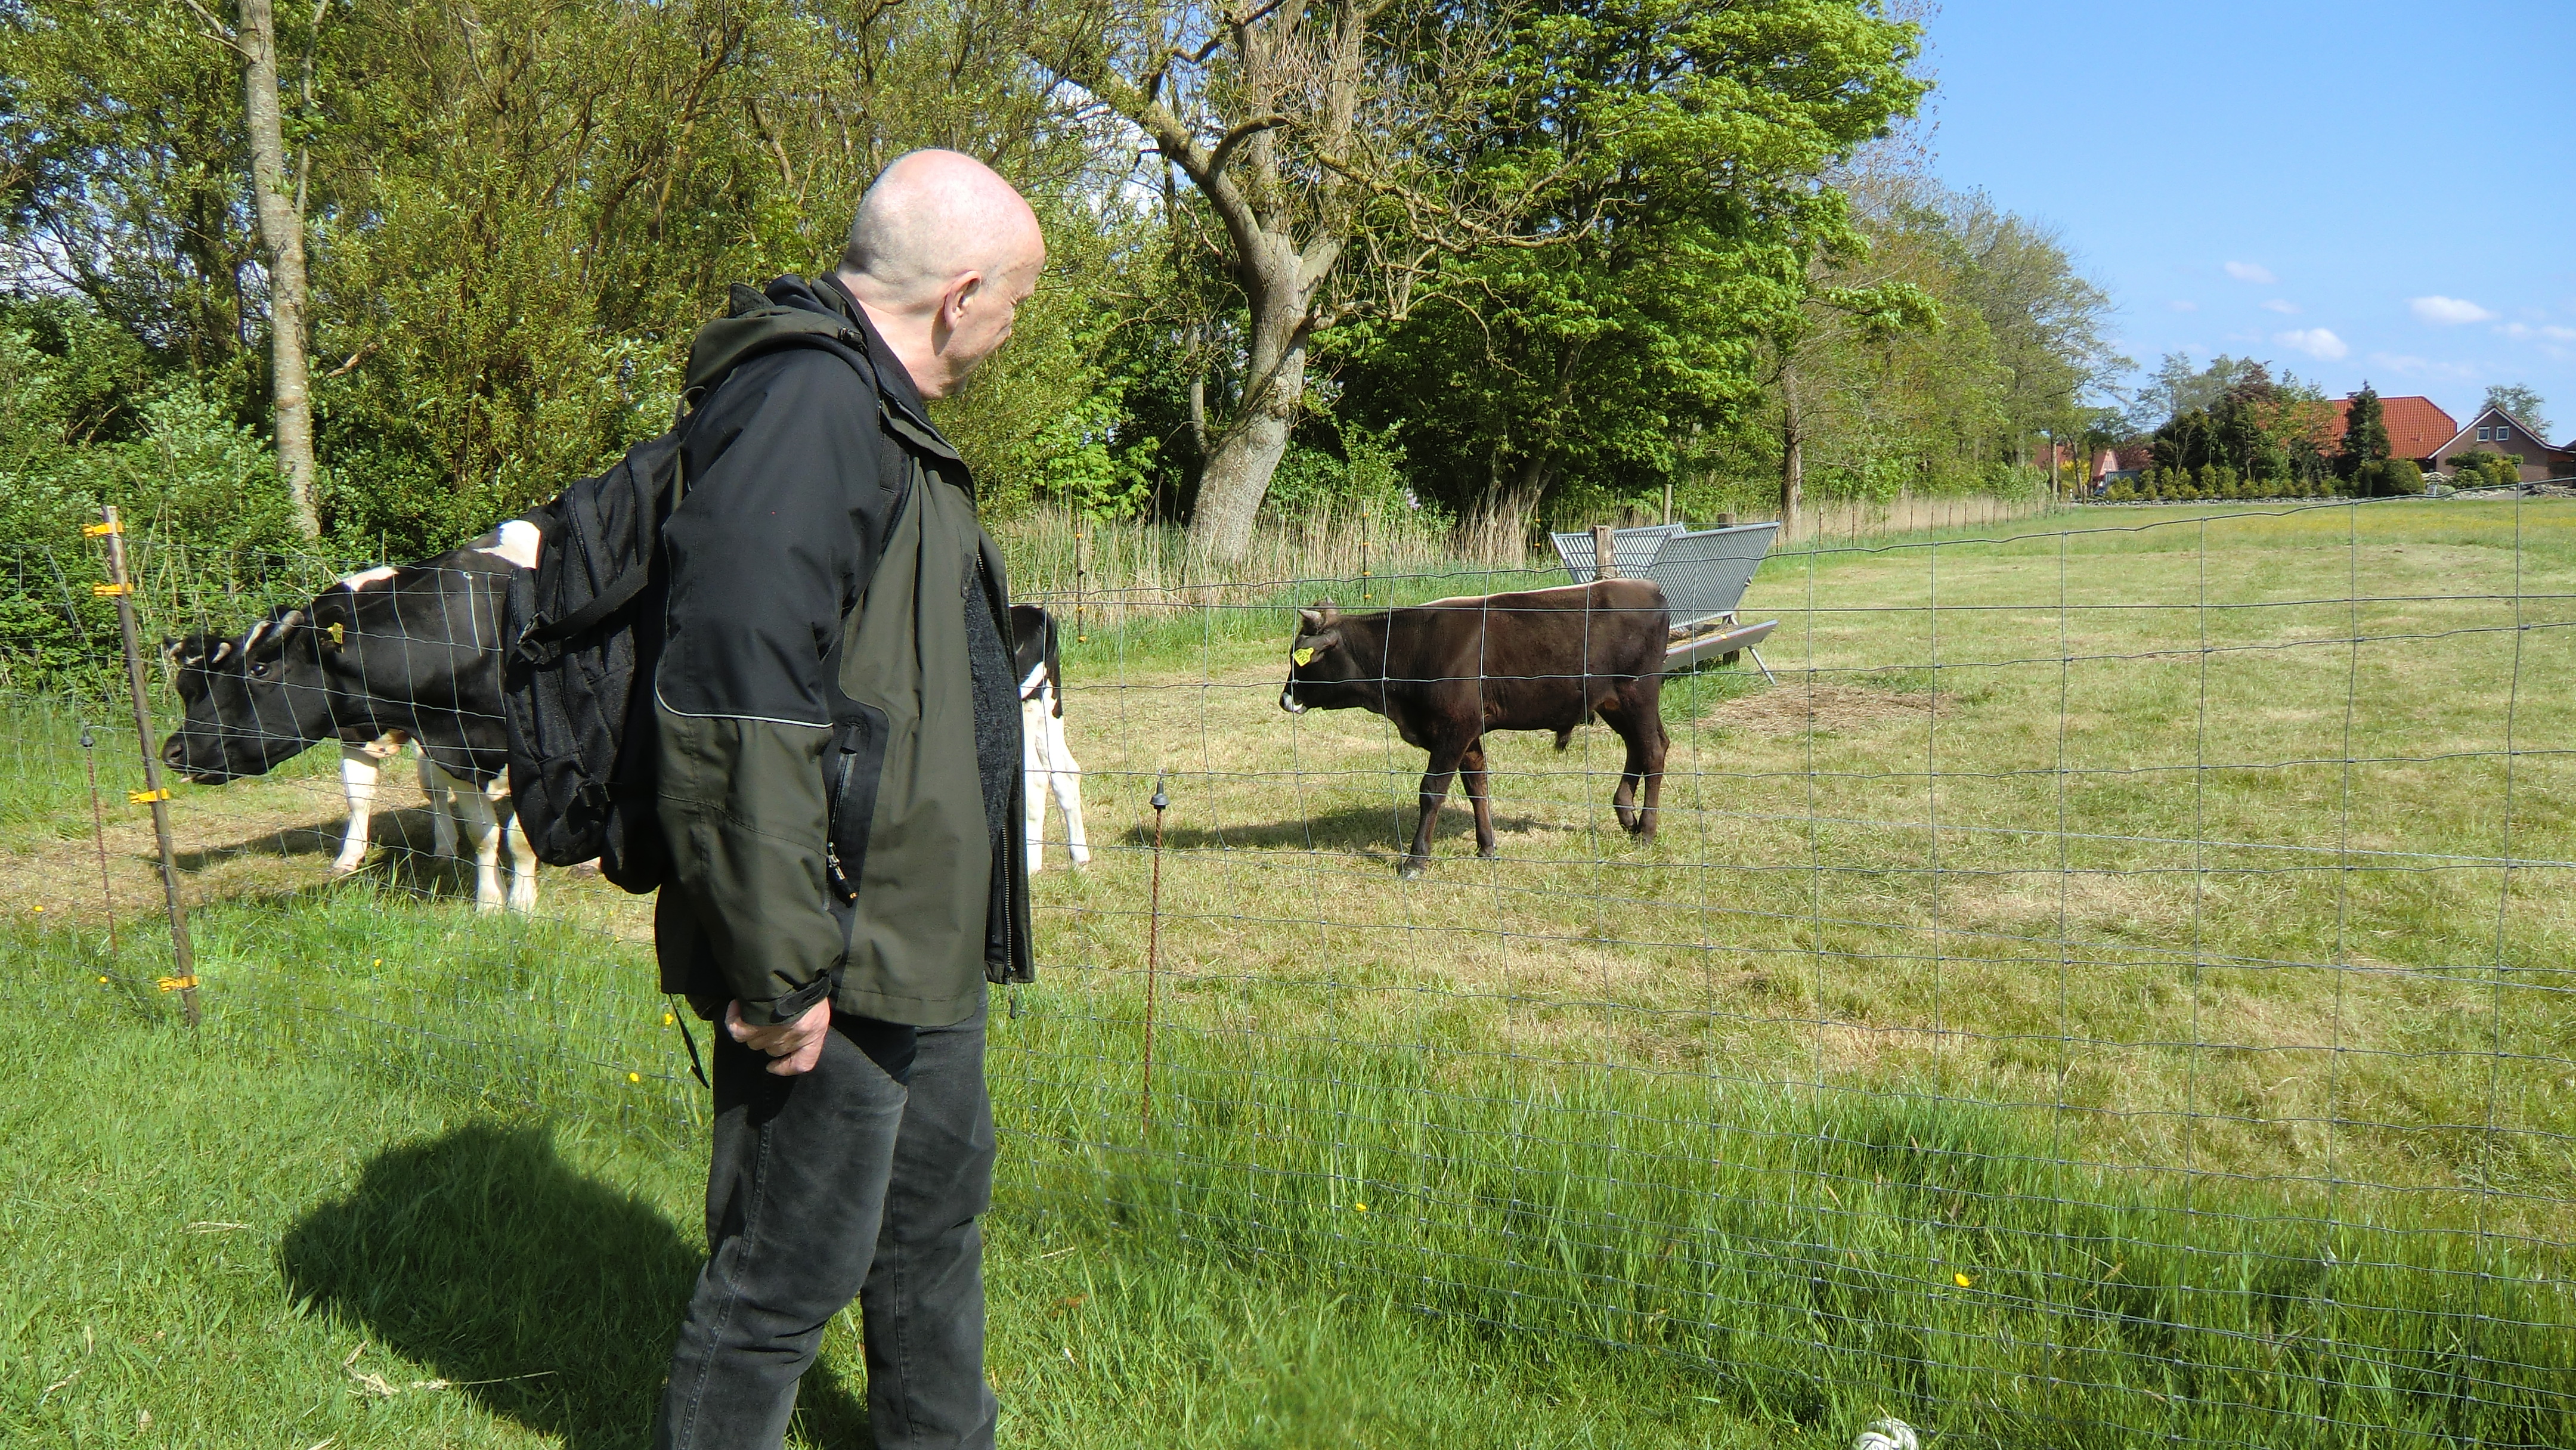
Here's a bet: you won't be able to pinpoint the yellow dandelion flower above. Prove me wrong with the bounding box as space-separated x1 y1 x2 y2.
627 1072 641 1083
663 1012 676 1026
1953 1272 1974 1288
1354 1203 1368 1213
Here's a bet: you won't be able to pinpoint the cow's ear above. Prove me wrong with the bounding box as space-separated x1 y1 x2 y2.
1308 630 1342 655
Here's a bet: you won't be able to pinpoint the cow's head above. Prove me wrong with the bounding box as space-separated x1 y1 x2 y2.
159 606 335 782
1280 602 1359 714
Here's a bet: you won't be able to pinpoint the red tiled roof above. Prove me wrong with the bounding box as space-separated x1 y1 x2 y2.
2313 395 2457 461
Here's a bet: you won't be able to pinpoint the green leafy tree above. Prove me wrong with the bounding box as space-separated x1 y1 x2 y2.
1330 0 1928 540
2484 383 2549 441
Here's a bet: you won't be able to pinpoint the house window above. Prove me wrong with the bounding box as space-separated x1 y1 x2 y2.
2498 425 2513 442
2479 426 2493 441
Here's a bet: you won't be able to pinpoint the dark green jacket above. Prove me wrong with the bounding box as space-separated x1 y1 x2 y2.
652 275 1035 1028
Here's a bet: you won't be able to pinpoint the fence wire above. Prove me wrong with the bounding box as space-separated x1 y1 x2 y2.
3 495 2572 1448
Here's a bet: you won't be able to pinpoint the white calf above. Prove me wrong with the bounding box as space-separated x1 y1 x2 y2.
1021 664 1089 873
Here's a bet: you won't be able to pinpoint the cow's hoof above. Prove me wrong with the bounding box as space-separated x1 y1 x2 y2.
1478 847 1499 860
1397 856 1428 879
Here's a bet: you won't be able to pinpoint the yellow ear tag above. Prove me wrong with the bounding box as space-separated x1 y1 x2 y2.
326 621 346 646
1292 647 1315 666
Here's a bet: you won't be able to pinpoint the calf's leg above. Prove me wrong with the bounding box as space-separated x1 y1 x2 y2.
1600 677 1669 841
1046 704 1089 866
436 767 505 912
496 783 537 913
1404 736 1473 878
1460 739 1498 859
332 743 384 874
417 748 458 859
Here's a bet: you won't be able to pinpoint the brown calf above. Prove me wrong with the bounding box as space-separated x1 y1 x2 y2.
1279 579 1671 876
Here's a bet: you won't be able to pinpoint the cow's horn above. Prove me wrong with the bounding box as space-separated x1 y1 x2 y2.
1298 607 1325 632
1314 602 1340 626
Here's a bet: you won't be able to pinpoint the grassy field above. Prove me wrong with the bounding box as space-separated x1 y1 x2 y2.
4 498 2574 1446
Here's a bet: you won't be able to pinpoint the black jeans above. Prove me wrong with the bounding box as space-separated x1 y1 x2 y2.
656 995 997 1450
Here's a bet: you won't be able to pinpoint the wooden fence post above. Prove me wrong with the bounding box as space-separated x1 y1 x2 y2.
1591 523 1618 580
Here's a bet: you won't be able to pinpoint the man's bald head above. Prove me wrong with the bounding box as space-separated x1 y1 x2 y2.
841 149 1043 305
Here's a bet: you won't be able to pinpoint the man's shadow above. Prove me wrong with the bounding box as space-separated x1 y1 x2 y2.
280 1121 872 1448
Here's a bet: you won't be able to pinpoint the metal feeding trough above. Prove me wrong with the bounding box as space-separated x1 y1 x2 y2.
1552 521 1781 682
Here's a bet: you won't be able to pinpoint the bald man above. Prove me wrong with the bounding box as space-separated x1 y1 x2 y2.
649 150 1045 1450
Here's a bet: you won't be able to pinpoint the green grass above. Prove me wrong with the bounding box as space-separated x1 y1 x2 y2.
0 928 1798 1449
4 497 2575 1446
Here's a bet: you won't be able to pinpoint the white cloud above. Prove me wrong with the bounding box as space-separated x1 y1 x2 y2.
2261 299 2299 314
2367 352 2478 380
2498 322 2576 342
2275 328 2349 361
2168 299 2200 312
2224 261 2277 284
2410 295 2497 324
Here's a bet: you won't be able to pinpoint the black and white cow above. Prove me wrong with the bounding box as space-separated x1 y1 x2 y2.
1011 603 1088 872
161 519 542 910
168 621 459 871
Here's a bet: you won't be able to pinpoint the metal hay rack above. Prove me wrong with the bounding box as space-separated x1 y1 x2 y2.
1551 520 1780 682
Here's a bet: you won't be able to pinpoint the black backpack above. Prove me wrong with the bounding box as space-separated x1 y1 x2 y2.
503 286 875 892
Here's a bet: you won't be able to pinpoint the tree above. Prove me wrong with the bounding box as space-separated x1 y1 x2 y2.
234 0 321 538
1332 0 1928 541
2126 352 2262 436
2336 384 2389 481
2484 383 2549 440
1058 0 1501 559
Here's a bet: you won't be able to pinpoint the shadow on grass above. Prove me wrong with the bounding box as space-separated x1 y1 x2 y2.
172 806 502 906
170 814 344 870
1135 801 1549 857
280 1121 872 1448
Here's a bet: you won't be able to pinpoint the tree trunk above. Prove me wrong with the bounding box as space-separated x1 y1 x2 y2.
1779 375 1804 540
1185 237 1309 560
241 0 320 539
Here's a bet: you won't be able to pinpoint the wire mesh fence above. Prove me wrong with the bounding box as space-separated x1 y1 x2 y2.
4 495 2573 1446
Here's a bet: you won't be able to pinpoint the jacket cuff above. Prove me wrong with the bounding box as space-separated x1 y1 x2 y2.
737 973 834 1026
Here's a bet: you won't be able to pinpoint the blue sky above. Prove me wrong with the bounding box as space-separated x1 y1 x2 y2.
1921 0 2576 438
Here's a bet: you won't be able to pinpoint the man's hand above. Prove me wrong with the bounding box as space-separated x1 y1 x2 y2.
727 998 832 1077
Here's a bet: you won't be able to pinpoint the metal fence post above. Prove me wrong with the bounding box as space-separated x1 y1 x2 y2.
1141 774 1168 1133
89 507 199 1025
79 723 118 956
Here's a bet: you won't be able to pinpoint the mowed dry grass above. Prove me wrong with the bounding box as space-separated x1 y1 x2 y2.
1021 502 2576 1238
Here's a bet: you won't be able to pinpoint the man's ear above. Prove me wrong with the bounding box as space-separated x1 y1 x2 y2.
942 269 987 328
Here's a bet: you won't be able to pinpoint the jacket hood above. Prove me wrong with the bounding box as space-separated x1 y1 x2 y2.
680 277 869 407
